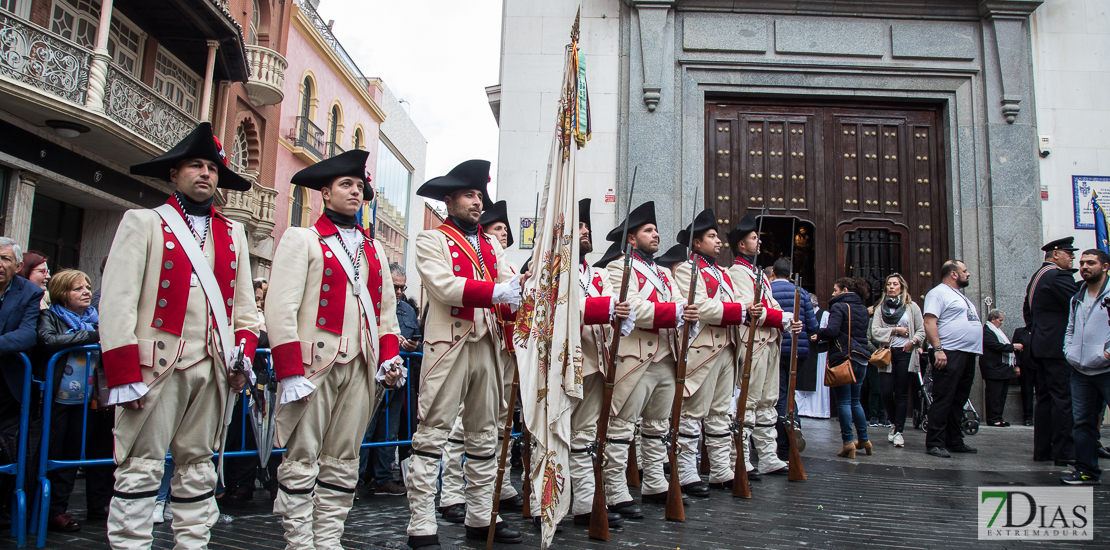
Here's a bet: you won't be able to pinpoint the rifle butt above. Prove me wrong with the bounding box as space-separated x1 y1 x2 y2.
587 486 610 540
626 441 640 487
664 463 685 521
787 441 806 481
731 466 752 498
699 437 710 474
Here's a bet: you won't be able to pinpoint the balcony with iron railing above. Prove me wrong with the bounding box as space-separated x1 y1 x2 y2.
325 141 344 159
292 116 324 163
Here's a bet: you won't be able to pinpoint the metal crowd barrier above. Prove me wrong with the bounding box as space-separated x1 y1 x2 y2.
0 353 33 547
28 346 423 548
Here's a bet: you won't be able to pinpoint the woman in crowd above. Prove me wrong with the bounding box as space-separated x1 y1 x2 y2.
17 250 50 308
814 278 872 458
869 274 926 448
36 269 113 531
980 309 1022 426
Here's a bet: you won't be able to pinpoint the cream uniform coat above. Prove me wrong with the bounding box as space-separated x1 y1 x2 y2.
729 257 786 367
606 253 683 413
415 221 515 402
673 255 748 397
265 218 402 446
580 260 616 378
99 201 260 460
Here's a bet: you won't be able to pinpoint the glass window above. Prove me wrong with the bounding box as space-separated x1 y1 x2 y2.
300 78 312 118
290 187 304 228
248 0 260 45
50 0 100 48
230 125 249 174
0 0 29 17
328 106 339 143
353 128 362 150
376 139 412 216
153 49 200 116
107 16 143 76
0 166 9 232
28 194 83 270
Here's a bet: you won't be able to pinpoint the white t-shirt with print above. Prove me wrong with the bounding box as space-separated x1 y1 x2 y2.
923 283 983 355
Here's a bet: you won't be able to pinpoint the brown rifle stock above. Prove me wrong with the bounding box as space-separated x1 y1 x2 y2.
625 437 640 487
487 364 521 549
521 428 533 517
665 262 699 521
732 279 763 499
588 255 632 540
786 281 806 481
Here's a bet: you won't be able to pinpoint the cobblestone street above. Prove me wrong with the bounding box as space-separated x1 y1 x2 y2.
43 418 1110 549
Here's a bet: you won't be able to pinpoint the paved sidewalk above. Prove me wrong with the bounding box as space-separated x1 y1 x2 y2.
44 418 1110 549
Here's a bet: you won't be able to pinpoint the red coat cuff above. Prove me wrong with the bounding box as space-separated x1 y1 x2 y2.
462 280 496 308
651 302 678 330
272 341 303 381
235 330 259 361
379 333 400 363
762 307 784 329
721 302 746 326
583 297 612 325
103 344 142 387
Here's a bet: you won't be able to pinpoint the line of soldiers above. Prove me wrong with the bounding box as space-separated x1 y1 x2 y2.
405 163 802 549
96 124 801 550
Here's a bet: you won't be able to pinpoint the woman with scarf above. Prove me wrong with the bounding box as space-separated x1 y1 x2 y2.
980 309 1022 426
36 269 113 532
869 274 926 448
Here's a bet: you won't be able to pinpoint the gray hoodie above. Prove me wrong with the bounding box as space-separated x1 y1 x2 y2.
1064 279 1110 376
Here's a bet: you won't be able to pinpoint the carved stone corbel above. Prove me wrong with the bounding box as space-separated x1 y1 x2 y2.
979 0 1043 124
634 0 675 112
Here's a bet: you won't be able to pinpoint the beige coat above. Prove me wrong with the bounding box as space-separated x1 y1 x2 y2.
673 257 747 397
580 261 615 378
728 259 785 381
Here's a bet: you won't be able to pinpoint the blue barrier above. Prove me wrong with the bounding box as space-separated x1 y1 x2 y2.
0 353 33 547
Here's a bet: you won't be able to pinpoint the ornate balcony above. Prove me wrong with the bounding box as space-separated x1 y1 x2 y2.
0 12 91 104
222 172 279 247
103 65 196 151
244 45 287 106
291 116 324 163
325 141 344 159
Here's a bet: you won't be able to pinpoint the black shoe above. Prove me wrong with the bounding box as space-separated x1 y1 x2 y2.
1098 447 1110 459
500 494 525 511
1023 419 1034 426
927 446 951 458
681 481 709 497
747 469 762 481
407 534 441 549
949 444 977 454
572 512 623 528
641 490 689 505
707 479 733 490
1055 459 1077 467
609 500 644 519
438 503 465 523
85 506 109 521
466 521 523 544
531 516 562 533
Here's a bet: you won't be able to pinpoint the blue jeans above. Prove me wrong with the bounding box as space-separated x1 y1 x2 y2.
832 362 869 444
1071 369 1110 479
359 386 407 484
157 461 174 502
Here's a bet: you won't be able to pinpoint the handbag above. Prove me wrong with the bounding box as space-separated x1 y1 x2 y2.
869 346 892 368
825 304 859 387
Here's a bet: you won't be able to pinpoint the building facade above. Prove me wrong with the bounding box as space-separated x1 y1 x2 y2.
492 0 1071 416
272 0 385 249
375 83 426 277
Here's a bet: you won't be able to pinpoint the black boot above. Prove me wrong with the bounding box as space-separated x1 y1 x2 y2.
437 503 465 523
608 499 644 519
500 494 525 511
681 481 710 497
407 534 441 549
573 511 623 528
465 521 523 544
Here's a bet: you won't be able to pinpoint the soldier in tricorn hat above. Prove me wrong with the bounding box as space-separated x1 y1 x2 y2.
102 122 260 549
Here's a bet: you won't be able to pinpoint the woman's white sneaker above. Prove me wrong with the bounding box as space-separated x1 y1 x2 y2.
888 426 897 443
893 433 905 447
152 501 166 524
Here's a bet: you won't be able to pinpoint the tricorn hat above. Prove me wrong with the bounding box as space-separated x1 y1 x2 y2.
726 212 759 249
656 243 689 269
416 159 493 210
676 208 720 246
479 200 514 248
130 122 251 191
605 201 657 242
579 198 593 246
593 241 623 268
1041 236 1078 253
290 149 374 200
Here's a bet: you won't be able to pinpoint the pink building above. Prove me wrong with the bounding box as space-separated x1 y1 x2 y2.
273 1 386 245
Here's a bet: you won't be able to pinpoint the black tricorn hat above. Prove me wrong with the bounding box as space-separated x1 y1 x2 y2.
593 241 623 268
290 149 374 201
676 208 720 246
726 212 759 249
579 198 593 245
656 243 689 269
130 122 251 191
1041 236 1078 253
479 200 514 248
605 201 657 242
416 159 493 210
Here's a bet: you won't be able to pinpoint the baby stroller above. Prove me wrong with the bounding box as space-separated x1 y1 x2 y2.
912 350 980 435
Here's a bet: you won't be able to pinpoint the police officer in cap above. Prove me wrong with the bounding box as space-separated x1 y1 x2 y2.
1024 236 1081 465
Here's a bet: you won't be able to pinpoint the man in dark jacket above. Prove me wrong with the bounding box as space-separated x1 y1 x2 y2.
1023 237 1081 465
0 237 45 422
769 259 819 458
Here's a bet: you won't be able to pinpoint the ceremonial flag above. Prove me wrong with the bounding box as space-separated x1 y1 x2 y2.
514 11 589 549
1094 192 1109 254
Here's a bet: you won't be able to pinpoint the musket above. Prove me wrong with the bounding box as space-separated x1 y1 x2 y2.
732 208 767 499
217 338 248 486
625 433 640 488
665 197 700 521
588 166 637 541
785 218 806 481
